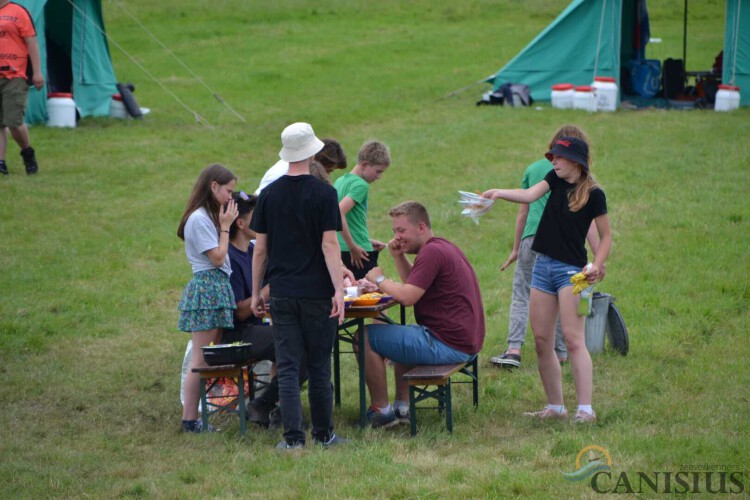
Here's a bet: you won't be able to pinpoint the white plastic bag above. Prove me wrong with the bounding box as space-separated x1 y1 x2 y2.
458 190 493 224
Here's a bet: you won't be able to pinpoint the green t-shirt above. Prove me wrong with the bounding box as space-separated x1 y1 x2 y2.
334 173 372 251
521 158 554 240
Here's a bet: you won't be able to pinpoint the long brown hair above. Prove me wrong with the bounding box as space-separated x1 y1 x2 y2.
177 164 236 240
549 125 599 212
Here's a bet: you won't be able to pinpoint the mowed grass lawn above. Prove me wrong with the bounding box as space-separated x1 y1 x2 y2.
1 0 749 497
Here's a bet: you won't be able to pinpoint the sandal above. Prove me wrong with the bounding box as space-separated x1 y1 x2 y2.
490 351 521 369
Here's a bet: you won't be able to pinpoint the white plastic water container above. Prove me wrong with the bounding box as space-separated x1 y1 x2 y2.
551 83 575 109
714 85 741 111
109 94 129 118
46 93 76 127
591 76 618 111
573 85 597 112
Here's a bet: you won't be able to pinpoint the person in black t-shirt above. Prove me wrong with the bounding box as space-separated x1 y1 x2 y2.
250 122 346 449
482 135 612 424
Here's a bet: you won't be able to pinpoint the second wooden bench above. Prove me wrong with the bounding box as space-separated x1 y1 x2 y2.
402 356 478 436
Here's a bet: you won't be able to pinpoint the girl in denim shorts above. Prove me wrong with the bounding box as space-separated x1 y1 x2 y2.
482 133 612 423
176 164 239 433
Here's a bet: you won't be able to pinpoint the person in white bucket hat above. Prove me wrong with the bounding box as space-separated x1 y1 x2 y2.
279 122 325 162
250 122 348 449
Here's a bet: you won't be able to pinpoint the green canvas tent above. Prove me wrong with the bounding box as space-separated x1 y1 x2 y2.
488 0 750 106
16 0 118 124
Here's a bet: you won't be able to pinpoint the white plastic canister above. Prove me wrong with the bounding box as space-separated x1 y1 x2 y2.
46 92 76 127
714 84 741 112
573 85 597 112
109 94 129 118
551 83 575 109
591 76 618 111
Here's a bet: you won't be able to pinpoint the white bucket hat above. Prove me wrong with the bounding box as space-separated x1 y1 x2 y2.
279 122 325 162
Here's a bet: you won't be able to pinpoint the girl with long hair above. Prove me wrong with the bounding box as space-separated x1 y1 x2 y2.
482 135 611 423
177 163 239 432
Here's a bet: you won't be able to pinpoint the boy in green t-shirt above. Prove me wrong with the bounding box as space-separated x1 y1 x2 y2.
334 140 391 279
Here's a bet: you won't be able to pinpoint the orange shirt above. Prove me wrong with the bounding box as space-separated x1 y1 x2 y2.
0 2 36 79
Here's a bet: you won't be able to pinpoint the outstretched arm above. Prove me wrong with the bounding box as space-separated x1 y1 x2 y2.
482 180 550 204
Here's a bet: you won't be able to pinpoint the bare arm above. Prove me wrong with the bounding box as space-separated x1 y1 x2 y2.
250 233 268 317
365 267 425 307
24 36 44 90
501 203 529 271
322 230 345 324
204 199 238 267
482 180 550 204
585 214 612 283
339 196 370 269
586 220 600 256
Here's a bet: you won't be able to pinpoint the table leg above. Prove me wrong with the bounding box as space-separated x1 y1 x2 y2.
333 331 341 407
357 318 366 429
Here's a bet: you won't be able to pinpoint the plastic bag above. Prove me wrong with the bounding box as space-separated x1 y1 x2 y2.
458 190 493 224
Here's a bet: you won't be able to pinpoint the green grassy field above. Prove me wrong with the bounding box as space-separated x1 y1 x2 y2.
1 0 749 497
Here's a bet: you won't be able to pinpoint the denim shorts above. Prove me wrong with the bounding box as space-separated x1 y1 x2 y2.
367 324 473 365
531 254 581 295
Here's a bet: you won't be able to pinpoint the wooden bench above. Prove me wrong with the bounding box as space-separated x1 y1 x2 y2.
402 356 478 436
192 363 254 435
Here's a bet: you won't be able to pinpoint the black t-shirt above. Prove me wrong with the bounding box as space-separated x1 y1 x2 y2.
532 170 607 268
250 175 342 299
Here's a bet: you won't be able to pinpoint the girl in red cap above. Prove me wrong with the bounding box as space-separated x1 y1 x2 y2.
482 134 611 423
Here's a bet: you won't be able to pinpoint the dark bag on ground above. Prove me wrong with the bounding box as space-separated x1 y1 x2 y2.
477 83 533 107
661 58 685 99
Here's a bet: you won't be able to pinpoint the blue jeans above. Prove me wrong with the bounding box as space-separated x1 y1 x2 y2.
270 297 336 445
531 254 581 295
367 324 473 365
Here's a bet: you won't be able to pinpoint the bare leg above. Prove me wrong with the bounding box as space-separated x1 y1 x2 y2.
529 289 563 405
558 287 592 405
0 127 7 160
9 124 31 150
363 326 389 408
182 329 221 421
393 362 412 403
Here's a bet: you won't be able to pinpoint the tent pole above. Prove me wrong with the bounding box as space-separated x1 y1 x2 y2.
683 0 688 68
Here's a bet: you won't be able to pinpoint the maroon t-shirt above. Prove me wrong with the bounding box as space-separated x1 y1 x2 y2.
406 237 485 354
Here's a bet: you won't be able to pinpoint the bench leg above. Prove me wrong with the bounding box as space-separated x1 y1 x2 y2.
409 386 417 436
471 357 479 407
445 379 453 433
199 378 209 430
237 370 247 435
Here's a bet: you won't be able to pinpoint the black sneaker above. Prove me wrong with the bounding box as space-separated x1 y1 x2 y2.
20 147 38 175
366 406 398 429
0 160 7 175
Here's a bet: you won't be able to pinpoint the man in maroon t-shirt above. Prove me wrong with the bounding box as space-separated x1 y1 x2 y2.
362 201 485 428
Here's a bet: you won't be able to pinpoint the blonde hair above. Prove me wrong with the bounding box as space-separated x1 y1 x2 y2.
358 140 391 167
388 201 431 229
549 125 599 212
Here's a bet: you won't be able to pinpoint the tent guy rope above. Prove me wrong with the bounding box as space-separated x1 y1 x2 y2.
65 0 214 128
110 0 247 123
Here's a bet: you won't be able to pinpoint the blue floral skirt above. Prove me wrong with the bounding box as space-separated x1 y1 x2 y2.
178 268 236 332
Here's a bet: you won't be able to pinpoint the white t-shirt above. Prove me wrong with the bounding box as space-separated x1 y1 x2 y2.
184 207 231 275
254 159 289 195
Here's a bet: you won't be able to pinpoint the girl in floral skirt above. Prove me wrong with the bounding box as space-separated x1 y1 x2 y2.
177 164 239 432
